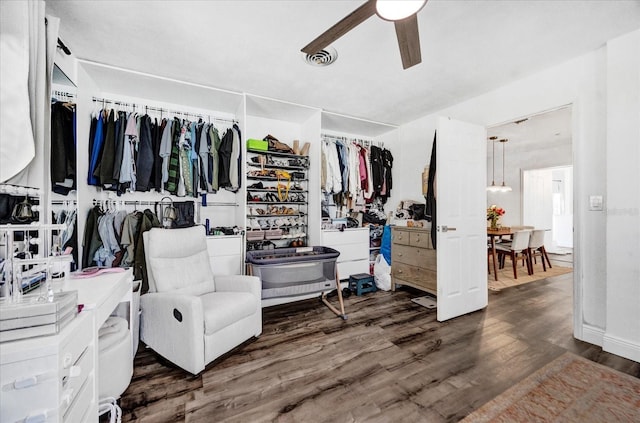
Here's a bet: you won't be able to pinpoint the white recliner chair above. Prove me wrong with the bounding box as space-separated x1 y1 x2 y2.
141 226 262 374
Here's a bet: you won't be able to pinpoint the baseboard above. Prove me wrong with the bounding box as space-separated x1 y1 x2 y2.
580 324 604 346
603 333 640 363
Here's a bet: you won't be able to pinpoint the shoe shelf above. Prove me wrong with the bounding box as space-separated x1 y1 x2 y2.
246 213 306 218
247 148 310 160
246 162 307 171
247 188 307 193
247 175 309 182
246 144 310 252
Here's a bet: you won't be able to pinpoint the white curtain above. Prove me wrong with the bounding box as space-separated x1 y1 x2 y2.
0 0 59 186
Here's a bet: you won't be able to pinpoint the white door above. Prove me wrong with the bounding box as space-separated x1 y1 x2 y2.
436 117 487 321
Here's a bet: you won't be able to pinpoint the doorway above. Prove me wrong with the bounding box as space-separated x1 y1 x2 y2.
523 166 573 256
487 105 574 277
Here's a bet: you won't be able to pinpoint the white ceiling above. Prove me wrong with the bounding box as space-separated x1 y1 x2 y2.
47 0 640 127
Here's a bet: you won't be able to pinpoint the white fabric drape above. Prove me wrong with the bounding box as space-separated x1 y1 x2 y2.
0 0 58 186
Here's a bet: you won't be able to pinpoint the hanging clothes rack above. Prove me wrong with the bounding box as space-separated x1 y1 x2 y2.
321 133 384 148
52 90 76 101
91 96 238 125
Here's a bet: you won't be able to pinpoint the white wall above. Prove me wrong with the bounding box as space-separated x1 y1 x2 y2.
396 29 640 362
604 30 640 362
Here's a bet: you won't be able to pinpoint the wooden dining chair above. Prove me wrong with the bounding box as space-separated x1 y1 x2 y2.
496 230 532 279
528 229 553 271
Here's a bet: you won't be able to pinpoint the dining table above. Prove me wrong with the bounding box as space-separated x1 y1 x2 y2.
487 227 514 281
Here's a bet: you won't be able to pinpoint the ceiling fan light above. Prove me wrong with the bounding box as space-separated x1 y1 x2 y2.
376 0 427 21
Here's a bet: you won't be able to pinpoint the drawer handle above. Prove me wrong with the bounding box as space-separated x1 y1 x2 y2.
397 253 403 256
3 371 57 391
69 365 82 378
13 375 38 390
398 269 403 274
61 388 74 408
25 410 56 423
63 353 73 368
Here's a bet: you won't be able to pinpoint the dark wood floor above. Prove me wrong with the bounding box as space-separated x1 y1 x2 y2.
119 271 638 422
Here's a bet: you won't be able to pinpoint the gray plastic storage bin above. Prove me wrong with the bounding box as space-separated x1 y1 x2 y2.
246 247 340 299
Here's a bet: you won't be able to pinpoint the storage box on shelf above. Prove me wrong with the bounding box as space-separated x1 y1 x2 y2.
245 148 309 251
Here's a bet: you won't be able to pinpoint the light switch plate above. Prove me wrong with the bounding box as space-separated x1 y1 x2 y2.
589 195 604 211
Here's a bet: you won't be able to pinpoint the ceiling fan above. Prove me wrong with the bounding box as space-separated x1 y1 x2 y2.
301 0 428 70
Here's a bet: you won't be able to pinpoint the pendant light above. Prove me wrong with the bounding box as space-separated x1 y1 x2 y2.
498 138 512 192
487 136 501 192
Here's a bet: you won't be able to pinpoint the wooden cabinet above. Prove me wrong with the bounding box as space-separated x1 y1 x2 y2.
391 226 437 295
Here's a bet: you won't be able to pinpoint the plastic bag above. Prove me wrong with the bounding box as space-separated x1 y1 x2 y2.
374 254 391 291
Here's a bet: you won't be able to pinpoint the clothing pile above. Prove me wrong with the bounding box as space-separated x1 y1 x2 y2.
321 139 393 207
87 109 242 196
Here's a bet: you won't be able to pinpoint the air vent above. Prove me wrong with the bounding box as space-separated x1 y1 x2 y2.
303 47 338 67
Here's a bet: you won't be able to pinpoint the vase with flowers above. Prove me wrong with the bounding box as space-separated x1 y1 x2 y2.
487 205 505 230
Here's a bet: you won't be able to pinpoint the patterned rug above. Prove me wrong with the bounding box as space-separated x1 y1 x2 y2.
462 352 640 422
488 260 572 292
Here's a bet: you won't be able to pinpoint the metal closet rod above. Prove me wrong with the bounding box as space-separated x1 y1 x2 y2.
52 90 76 100
321 133 383 147
91 96 238 124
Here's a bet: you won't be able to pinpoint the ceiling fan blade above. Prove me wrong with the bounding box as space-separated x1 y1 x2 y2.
394 15 422 69
301 0 377 54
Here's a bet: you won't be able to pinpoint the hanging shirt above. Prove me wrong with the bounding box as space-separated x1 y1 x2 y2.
209 125 221 191
119 113 138 191
159 118 173 187
88 112 105 186
347 143 360 198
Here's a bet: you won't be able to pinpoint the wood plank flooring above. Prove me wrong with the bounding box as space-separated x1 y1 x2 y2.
119 272 639 422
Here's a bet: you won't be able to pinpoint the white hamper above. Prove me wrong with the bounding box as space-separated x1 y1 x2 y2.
98 316 132 399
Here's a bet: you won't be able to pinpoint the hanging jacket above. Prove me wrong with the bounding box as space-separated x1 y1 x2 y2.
50 101 76 195
136 114 154 191
88 112 105 186
209 125 221 191
218 128 233 188
135 209 161 293
98 109 117 188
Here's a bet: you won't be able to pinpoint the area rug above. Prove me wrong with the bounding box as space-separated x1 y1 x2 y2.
488 260 572 292
462 352 640 422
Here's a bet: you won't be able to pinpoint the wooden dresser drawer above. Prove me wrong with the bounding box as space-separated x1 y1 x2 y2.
409 231 432 249
392 229 411 245
392 244 436 270
391 262 437 293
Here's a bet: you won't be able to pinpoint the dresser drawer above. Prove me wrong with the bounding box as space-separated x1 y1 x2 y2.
392 262 437 293
322 228 370 247
62 374 93 423
409 231 432 249
392 229 411 245
206 236 243 257
392 244 436 270
60 344 93 418
0 354 59 423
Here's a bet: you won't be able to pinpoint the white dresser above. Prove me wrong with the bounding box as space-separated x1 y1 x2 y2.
206 235 243 275
321 228 370 280
0 269 133 422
